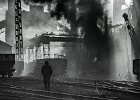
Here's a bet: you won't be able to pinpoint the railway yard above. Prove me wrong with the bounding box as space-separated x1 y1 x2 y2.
0 77 140 100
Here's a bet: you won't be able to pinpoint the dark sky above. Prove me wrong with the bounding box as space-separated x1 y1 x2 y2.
23 0 105 38
0 0 108 50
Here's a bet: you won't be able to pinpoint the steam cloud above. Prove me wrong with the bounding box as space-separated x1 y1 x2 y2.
23 0 110 59
23 0 114 80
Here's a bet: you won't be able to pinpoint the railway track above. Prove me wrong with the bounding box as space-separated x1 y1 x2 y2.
102 81 140 96
0 82 112 100
54 80 140 98
1 78 139 100
56 80 140 96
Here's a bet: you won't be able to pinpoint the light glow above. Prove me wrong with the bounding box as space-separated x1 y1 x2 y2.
125 0 133 7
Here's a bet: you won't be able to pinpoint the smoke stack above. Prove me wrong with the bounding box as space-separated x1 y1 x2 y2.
8 0 15 13
6 0 15 45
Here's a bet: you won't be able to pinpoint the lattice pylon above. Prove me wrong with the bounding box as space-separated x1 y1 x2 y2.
15 0 23 61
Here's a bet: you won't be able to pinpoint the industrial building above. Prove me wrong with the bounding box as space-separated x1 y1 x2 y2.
1 0 82 79
0 0 139 81
0 40 12 54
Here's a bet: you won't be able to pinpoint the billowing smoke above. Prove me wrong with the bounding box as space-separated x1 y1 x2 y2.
22 0 114 80
9 0 135 81
23 0 110 58
22 10 58 39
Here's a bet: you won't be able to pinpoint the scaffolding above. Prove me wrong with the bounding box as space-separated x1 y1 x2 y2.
26 45 50 62
43 44 50 59
15 0 23 61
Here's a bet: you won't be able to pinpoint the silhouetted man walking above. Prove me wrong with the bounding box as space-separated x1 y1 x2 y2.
41 60 53 91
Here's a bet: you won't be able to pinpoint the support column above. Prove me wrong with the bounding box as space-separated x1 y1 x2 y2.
43 44 50 58
36 46 42 59
28 49 34 62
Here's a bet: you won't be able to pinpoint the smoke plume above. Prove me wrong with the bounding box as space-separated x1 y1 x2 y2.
22 0 114 80
23 0 110 57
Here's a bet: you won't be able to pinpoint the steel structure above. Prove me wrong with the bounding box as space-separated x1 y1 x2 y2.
28 34 51 61
36 46 42 60
122 13 138 54
43 44 50 59
24 33 84 62
15 0 23 61
123 13 140 75
26 44 50 62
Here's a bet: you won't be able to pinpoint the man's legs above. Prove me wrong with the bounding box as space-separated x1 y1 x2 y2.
46 77 50 91
43 76 51 91
43 77 47 90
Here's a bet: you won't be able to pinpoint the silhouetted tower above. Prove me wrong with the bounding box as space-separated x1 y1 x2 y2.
122 13 137 54
123 13 140 75
15 0 23 61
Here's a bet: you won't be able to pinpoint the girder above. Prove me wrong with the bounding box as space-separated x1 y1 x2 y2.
15 0 23 61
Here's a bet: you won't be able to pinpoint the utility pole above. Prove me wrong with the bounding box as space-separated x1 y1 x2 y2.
15 0 23 61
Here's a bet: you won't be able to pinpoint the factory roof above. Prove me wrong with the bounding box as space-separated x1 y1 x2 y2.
0 40 12 47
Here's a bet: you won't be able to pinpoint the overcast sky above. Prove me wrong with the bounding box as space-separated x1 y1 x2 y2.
0 0 31 21
0 0 7 21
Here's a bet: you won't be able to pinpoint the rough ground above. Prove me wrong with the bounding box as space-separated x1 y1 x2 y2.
0 76 140 100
